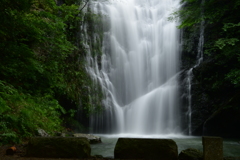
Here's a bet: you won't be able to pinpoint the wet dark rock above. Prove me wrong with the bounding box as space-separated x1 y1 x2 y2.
203 108 240 138
202 136 223 160
26 137 91 158
114 138 178 160
178 148 203 160
92 154 104 158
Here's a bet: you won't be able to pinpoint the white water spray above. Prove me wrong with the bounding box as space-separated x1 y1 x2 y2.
88 0 181 135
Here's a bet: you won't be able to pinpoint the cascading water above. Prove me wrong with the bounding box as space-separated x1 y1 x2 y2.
186 0 205 135
88 0 181 135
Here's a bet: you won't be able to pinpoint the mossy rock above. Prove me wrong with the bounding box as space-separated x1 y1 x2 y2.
26 137 90 158
114 138 178 160
178 148 203 160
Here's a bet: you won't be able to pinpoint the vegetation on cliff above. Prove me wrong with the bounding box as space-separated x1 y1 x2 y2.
0 0 102 144
172 0 240 136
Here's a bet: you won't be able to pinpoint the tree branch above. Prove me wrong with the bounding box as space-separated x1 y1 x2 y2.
79 0 89 12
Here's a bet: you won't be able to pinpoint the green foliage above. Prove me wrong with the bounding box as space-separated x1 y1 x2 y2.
84 8 103 56
171 0 240 29
174 0 240 110
0 81 64 144
222 23 240 31
214 38 239 49
0 0 104 144
214 22 240 49
225 69 240 86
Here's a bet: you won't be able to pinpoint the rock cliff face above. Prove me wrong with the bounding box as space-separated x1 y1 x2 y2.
203 108 240 137
179 26 212 135
180 25 240 138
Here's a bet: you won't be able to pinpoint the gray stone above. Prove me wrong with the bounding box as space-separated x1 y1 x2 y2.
26 137 91 158
114 138 178 160
202 136 223 160
73 133 101 144
37 129 50 137
178 148 203 160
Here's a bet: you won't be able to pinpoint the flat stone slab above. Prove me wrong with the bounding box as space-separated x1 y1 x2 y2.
114 138 178 160
26 137 91 158
73 133 102 144
202 136 223 160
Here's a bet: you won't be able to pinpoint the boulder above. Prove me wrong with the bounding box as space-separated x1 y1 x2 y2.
26 137 91 158
73 133 101 144
178 148 203 160
114 138 178 160
202 136 223 160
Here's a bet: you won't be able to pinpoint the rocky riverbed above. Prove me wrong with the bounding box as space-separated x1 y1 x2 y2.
1 135 240 160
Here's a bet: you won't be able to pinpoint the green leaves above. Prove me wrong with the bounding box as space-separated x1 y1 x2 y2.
0 82 64 144
215 38 239 49
214 22 240 49
0 0 105 144
0 0 77 144
225 69 240 86
176 0 240 112
223 22 240 31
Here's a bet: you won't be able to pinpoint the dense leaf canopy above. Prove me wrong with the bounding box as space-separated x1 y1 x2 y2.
0 0 102 144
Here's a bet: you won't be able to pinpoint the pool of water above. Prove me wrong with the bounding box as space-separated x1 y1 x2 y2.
90 134 240 158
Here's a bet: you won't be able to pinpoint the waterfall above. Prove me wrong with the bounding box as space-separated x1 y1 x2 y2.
186 0 205 135
87 0 181 135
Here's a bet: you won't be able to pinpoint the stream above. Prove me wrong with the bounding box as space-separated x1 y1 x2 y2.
91 134 240 158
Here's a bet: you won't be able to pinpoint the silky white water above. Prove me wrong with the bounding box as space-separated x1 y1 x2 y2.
88 0 181 135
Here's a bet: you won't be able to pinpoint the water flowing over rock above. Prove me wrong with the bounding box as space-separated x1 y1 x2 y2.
182 0 205 135
87 0 181 135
